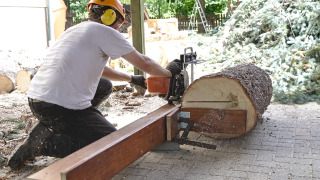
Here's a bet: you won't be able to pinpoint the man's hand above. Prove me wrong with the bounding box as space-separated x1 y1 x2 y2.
130 75 147 89
166 59 182 77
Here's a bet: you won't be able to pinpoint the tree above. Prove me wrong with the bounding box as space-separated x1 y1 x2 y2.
70 0 89 21
69 0 228 21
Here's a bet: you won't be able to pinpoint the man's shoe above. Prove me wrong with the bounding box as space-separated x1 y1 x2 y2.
7 122 52 169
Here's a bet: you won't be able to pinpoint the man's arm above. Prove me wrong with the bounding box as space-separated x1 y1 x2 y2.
101 66 132 82
122 50 172 77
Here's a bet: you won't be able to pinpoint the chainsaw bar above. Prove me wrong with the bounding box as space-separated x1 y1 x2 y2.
175 139 217 150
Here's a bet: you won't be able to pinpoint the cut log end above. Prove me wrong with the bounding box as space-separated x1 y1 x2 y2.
0 75 14 94
16 69 37 93
182 63 272 139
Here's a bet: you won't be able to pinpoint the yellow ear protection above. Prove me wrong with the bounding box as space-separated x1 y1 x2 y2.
101 9 117 26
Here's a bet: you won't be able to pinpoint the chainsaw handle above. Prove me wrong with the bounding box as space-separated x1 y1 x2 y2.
165 75 175 104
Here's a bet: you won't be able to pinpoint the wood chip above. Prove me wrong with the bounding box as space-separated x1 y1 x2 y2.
124 101 141 106
123 106 134 109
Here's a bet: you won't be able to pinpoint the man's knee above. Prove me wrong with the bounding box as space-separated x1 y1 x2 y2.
98 78 113 96
91 78 113 108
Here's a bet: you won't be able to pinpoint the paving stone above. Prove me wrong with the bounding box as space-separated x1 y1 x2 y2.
291 164 312 177
223 170 248 178
290 175 313 180
138 162 173 171
247 172 269 180
152 141 180 151
145 169 170 179
166 163 193 179
256 150 274 161
185 173 224 180
269 167 290 179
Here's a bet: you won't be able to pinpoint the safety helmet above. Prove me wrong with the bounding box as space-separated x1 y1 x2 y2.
87 0 125 24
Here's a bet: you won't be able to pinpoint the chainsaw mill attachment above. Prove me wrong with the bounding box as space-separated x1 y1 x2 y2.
175 118 217 150
166 47 206 104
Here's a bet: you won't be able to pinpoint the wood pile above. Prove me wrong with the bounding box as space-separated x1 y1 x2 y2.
0 68 38 94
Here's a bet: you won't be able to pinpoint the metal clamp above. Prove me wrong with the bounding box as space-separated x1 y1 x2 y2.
174 119 216 150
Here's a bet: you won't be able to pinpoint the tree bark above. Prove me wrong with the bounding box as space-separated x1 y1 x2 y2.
182 63 272 139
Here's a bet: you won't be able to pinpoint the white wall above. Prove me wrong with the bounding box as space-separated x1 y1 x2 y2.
0 0 48 50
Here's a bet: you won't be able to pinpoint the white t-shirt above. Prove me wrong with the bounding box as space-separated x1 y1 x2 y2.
27 21 135 110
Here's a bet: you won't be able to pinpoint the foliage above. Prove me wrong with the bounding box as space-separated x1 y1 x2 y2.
188 0 320 104
70 0 89 21
69 0 228 20
145 0 174 18
170 0 195 16
205 0 228 14
171 0 227 16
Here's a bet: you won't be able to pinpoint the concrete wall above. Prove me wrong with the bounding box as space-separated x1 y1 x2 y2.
0 0 48 50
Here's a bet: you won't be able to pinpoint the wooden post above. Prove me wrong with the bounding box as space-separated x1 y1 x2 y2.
130 0 145 76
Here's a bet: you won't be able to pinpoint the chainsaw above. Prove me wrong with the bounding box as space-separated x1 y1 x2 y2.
147 47 206 104
146 47 215 149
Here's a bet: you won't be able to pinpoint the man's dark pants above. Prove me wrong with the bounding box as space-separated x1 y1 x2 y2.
28 78 115 158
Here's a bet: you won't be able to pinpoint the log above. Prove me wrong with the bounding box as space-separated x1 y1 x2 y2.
16 68 38 93
182 63 272 139
0 72 14 94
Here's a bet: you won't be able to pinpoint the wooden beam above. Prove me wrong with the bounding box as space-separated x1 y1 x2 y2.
166 105 181 141
130 0 145 76
180 108 247 135
28 104 179 180
166 108 247 141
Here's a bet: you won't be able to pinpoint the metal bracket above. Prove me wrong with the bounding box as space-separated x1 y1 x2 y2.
174 119 216 150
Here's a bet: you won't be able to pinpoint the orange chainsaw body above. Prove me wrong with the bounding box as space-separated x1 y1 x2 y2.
146 76 170 95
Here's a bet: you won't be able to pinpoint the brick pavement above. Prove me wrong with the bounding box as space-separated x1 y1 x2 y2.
113 103 320 180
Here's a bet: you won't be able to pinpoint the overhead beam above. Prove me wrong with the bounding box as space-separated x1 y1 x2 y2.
28 104 179 180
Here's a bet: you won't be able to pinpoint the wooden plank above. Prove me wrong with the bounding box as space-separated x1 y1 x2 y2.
28 104 178 180
180 108 247 135
166 105 181 141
